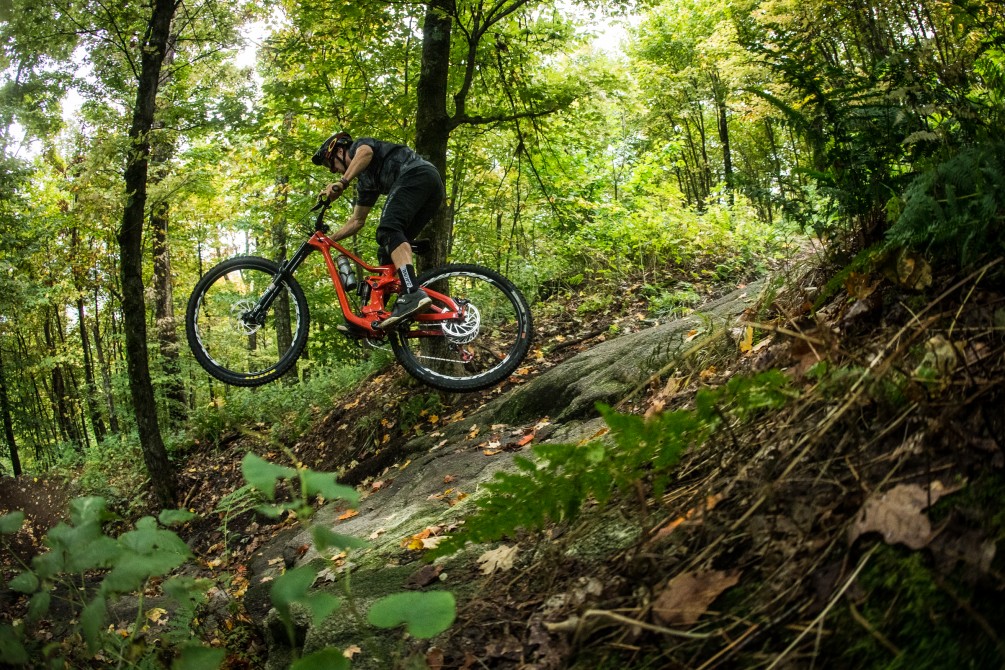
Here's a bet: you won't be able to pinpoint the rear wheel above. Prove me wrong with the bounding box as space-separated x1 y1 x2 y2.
186 256 310 386
390 264 533 392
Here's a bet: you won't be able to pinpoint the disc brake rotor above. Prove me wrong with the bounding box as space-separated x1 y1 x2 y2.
441 302 480 344
231 300 260 335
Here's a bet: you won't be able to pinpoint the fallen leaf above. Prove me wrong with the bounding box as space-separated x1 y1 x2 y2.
369 528 386 540
477 544 519 575
848 482 950 549
343 645 362 659
146 608 168 624
517 433 535 447
426 647 445 670
468 424 480 439
739 325 754 354
652 570 741 626
337 510 359 521
406 564 443 589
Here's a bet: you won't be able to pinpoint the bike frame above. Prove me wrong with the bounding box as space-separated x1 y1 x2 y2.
247 201 462 338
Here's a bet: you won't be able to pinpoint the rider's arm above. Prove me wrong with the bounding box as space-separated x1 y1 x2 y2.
324 144 374 199
330 204 371 242
341 143 373 183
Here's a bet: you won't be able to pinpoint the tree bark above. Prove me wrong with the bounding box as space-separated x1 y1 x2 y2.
0 345 22 477
77 298 108 444
117 0 179 506
414 0 454 270
150 166 188 424
93 288 121 434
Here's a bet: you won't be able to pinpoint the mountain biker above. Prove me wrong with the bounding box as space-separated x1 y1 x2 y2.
312 132 446 330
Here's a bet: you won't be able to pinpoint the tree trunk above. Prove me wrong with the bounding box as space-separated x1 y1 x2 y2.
77 298 108 444
0 345 22 477
273 114 298 383
43 314 82 450
414 0 453 270
93 288 121 434
117 0 179 506
710 71 734 206
150 174 188 424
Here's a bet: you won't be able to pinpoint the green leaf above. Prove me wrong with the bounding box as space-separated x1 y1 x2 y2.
68 497 111 526
0 511 25 535
119 520 191 556
304 591 341 628
8 571 38 594
31 550 64 581
162 576 213 606
270 565 316 614
255 503 292 519
27 592 50 621
302 471 359 505
242 453 296 500
0 623 28 665
367 591 456 638
102 550 188 595
66 535 121 573
291 648 351 670
311 526 367 553
80 596 106 653
171 645 226 670
158 509 198 526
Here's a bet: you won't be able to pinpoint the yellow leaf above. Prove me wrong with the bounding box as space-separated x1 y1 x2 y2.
739 326 753 354
146 608 168 624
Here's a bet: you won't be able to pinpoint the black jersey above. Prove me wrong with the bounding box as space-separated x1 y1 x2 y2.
347 138 425 207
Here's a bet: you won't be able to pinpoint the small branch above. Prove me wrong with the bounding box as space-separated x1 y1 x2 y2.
766 546 876 670
544 608 714 641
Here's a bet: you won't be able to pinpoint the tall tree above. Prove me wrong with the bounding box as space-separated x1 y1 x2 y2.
118 0 180 505
0 343 22 477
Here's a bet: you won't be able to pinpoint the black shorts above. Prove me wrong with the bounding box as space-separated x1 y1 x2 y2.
376 162 445 262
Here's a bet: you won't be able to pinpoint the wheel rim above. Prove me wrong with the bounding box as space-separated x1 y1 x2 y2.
397 270 529 384
192 265 303 379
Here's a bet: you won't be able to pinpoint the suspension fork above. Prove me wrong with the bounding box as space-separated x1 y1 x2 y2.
243 240 314 326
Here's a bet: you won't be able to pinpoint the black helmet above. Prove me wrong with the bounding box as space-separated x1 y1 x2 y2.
311 132 353 167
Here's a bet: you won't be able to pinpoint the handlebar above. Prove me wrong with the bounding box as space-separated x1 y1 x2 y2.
312 195 332 233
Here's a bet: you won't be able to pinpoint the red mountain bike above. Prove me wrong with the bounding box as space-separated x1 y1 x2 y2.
185 199 533 392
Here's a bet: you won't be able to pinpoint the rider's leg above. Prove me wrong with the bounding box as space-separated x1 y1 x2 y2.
375 167 445 328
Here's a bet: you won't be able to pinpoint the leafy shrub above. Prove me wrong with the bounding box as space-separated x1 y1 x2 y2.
886 143 1005 266
646 282 702 318
187 355 391 446
564 194 788 278
0 455 456 668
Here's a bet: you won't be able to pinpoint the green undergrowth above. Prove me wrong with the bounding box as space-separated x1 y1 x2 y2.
825 542 1005 669
429 370 797 559
186 354 393 448
0 453 455 669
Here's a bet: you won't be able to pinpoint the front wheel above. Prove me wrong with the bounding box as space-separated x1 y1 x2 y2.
186 256 310 386
390 264 533 392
